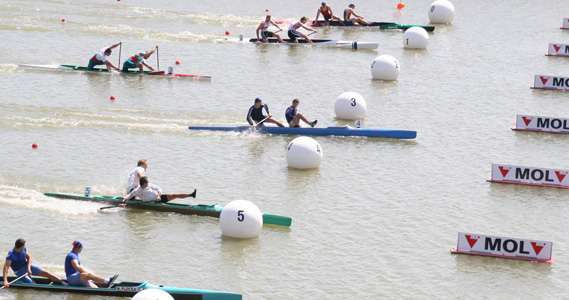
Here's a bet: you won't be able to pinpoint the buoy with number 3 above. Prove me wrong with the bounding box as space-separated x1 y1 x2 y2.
334 92 367 120
219 200 263 239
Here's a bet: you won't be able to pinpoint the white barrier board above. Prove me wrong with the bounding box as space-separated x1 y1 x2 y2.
513 114 569 133
487 163 569 188
532 75 569 90
451 232 553 262
546 43 569 56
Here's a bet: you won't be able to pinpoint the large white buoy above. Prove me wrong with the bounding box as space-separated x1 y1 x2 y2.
428 0 455 24
132 289 174 300
219 200 263 239
370 55 400 81
403 27 429 49
334 92 367 120
286 136 323 169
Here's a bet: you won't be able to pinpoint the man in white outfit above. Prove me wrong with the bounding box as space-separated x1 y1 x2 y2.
121 177 196 206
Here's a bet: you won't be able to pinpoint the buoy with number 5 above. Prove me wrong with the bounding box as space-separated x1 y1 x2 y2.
132 289 174 300
334 92 367 120
219 200 263 239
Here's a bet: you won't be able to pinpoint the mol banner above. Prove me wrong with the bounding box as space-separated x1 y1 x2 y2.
532 75 569 90
563 18 569 29
452 232 553 262
488 163 569 188
514 114 569 133
546 43 569 56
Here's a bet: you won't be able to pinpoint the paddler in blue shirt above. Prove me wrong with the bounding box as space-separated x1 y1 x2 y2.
86 42 122 71
343 4 370 26
285 99 317 128
247 98 285 127
3 238 65 288
122 45 158 72
64 240 118 288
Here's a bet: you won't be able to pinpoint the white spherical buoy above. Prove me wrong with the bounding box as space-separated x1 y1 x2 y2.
132 289 174 300
403 27 429 49
286 136 323 169
334 92 367 120
219 200 263 239
370 55 400 81
428 0 455 24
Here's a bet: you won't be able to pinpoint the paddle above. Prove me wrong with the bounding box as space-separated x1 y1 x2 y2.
307 31 317 36
255 116 270 126
0 273 29 289
156 46 159 71
118 43 121 68
99 203 128 210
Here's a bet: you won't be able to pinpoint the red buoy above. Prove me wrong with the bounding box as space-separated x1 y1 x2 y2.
225 31 230 35
175 60 180 65
61 18 66 23
32 143 38 148
266 9 269 12
397 2 405 9
110 95 116 100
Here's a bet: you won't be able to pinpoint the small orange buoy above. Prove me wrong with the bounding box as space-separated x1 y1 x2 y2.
397 2 405 9
175 60 180 65
32 143 38 148
61 18 66 23
225 31 230 35
110 95 116 100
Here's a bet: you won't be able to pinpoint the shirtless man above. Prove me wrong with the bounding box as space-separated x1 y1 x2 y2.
344 4 370 26
315 2 344 25
288 17 318 43
256 15 285 43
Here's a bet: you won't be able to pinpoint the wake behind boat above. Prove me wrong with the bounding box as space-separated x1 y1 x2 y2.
44 193 292 227
18 64 212 80
188 125 417 139
309 20 435 32
0 276 241 300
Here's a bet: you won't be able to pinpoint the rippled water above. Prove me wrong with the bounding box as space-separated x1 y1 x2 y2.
1 0 569 299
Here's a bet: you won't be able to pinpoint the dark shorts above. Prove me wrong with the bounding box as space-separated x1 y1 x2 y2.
288 30 301 41
86 58 104 70
158 194 168 203
261 31 274 41
324 15 331 21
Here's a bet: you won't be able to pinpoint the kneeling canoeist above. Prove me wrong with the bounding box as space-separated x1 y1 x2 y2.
315 2 344 26
256 15 285 43
3 238 65 288
121 176 196 206
122 45 158 72
86 42 122 71
247 98 285 127
285 99 317 128
288 17 317 43
344 4 370 26
65 240 118 288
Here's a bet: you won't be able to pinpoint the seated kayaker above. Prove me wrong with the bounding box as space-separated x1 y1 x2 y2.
65 240 118 288
256 15 285 43
3 238 65 288
343 4 370 26
315 2 344 26
285 99 317 128
122 45 158 72
86 42 122 71
121 176 196 206
246 98 285 127
288 17 318 43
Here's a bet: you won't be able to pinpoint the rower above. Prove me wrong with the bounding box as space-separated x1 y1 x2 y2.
121 176 196 206
86 42 122 71
3 238 65 288
65 240 118 288
256 15 285 43
344 3 370 26
315 2 344 26
122 45 158 72
285 99 317 128
288 17 318 43
247 98 285 127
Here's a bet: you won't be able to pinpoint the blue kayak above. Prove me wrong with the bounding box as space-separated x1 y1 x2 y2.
188 125 417 139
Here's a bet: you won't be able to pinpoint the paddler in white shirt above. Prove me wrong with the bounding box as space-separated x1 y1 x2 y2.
256 15 285 43
86 42 122 71
122 45 158 72
288 17 317 43
120 176 196 206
